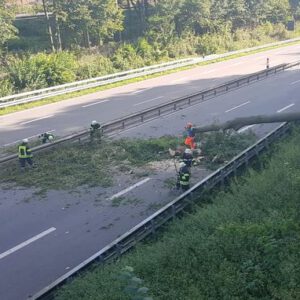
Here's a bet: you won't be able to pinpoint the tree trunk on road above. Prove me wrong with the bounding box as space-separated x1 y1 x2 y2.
194 112 300 133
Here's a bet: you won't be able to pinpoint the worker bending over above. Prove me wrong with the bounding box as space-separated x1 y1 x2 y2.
182 148 193 168
39 132 54 144
90 120 102 141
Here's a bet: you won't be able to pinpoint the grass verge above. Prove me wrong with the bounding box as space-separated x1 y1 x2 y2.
54 127 300 300
1 40 300 116
0 132 255 190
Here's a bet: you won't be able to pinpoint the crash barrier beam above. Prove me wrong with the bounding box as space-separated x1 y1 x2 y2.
31 121 290 300
1 36 300 109
1 61 299 165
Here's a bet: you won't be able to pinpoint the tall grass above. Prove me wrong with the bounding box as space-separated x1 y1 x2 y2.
55 128 300 300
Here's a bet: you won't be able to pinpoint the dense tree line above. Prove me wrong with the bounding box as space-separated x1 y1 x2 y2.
1 0 300 96
2 0 300 51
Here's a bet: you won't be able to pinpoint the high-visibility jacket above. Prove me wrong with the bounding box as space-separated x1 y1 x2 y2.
179 167 190 186
18 144 32 159
184 136 196 150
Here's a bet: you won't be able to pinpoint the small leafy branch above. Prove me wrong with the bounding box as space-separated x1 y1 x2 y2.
117 266 153 300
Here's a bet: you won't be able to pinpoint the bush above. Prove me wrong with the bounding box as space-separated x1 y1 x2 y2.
6 51 78 91
34 52 78 86
112 44 145 70
7 55 47 91
0 78 14 97
77 54 115 79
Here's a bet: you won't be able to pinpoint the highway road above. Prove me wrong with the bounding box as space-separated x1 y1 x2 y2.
0 50 300 299
1 43 300 147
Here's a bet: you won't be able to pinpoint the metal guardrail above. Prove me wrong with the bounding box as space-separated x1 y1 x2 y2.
2 36 300 109
1 61 299 165
0 58 197 108
31 122 291 300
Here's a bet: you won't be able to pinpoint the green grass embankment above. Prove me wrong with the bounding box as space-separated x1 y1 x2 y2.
55 128 300 300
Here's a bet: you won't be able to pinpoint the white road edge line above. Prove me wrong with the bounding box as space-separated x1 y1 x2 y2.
225 101 251 113
20 115 54 125
238 125 255 133
131 90 145 95
201 68 217 74
290 79 300 85
109 178 151 200
2 130 56 147
134 96 164 106
173 77 189 83
277 103 295 113
0 227 56 260
231 61 244 67
82 99 109 108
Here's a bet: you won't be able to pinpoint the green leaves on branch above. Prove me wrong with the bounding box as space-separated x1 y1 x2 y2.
54 0 124 47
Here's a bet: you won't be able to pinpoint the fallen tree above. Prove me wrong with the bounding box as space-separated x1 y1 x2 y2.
194 111 300 133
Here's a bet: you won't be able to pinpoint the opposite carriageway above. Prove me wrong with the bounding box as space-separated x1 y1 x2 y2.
1 61 298 165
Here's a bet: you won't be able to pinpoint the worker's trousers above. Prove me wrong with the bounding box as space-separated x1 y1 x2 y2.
19 158 33 168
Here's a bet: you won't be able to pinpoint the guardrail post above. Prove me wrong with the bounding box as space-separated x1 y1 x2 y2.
226 85 229 91
202 94 204 101
244 152 249 167
188 98 191 105
122 121 125 129
233 161 238 177
257 74 259 80
255 145 260 157
171 205 176 218
116 243 122 257
214 89 217 96
237 81 240 87
150 219 156 234
141 115 144 122
264 137 270 149
97 254 104 263
158 108 161 116
220 170 225 186
174 103 177 110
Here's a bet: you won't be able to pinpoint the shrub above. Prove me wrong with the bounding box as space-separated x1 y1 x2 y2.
112 44 145 70
6 51 78 91
34 52 78 86
7 55 47 91
77 54 115 79
0 78 14 96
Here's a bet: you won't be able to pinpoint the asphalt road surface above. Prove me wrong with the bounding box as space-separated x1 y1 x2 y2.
1 43 300 147
0 50 300 300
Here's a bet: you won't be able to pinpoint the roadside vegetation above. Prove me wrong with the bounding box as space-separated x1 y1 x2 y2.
54 127 300 300
1 0 300 98
0 131 255 190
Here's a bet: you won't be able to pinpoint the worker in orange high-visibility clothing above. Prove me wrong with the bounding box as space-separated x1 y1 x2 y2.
184 122 196 150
